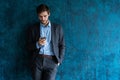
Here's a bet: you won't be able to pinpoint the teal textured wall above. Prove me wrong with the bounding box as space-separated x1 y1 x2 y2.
1 0 120 80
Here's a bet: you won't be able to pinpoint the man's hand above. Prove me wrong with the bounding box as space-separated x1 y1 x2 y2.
38 37 46 46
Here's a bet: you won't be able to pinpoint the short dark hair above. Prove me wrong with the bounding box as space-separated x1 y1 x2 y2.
36 4 50 14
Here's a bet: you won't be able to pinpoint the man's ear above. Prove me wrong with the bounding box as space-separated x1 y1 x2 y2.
48 13 50 16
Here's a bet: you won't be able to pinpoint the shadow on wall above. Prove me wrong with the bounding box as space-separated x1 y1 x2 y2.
14 23 35 79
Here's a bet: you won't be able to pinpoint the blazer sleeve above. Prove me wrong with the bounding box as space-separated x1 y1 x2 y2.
27 26 39 53
58 25 65 63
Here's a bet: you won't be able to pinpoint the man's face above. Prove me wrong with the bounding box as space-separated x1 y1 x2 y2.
38 11 50 25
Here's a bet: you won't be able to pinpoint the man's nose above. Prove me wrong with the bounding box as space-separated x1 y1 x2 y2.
41 17 45 20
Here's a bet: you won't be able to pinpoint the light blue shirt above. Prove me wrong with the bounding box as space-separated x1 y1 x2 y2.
36 21 54 55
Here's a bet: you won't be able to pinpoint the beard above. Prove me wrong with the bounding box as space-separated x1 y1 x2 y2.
41 20 49 25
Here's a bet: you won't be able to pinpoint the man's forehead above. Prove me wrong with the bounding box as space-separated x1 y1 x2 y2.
38 11 49 16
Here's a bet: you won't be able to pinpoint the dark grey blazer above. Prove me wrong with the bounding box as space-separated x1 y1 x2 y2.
27 22 65 63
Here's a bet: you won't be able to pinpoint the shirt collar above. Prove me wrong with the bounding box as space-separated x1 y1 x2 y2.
40 20 51 27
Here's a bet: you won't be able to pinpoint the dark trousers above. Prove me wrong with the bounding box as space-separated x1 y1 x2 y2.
31 54 58 80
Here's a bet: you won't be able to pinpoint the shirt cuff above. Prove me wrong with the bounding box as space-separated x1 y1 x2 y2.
36 42 41 49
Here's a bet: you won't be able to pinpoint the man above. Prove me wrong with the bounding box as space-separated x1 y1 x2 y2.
27 4 65 80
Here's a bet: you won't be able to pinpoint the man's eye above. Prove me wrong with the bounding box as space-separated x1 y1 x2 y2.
39 16 42 18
